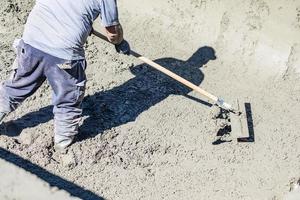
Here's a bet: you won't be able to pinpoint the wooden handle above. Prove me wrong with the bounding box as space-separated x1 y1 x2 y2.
92 29 110 42
131 51 219 102
92 30 219 103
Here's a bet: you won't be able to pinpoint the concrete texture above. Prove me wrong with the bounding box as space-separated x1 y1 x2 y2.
0 157 80 200
0 0 299 199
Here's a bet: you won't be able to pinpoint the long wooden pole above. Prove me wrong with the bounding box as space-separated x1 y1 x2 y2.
92 30 234 110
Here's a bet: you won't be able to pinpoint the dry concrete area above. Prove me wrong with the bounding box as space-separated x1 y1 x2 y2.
0 0 300 199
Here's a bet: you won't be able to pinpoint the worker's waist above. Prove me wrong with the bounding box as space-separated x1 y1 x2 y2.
21 38 85 61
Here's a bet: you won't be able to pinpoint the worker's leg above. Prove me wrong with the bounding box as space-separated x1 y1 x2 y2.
45 59 86 150
0 40 45 122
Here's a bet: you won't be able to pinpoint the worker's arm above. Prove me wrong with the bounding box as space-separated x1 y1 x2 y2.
100 0 130 55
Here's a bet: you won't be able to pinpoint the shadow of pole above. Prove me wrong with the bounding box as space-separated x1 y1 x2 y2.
0 147 104 200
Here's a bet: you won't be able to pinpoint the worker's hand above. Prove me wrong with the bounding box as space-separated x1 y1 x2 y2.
115 40 131 55
105 24 123 44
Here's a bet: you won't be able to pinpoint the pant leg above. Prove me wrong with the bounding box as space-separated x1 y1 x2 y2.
0 40 45 113
45 59 86 148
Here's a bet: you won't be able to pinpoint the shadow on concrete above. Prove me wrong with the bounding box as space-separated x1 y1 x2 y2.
0 147 104 200
2 106 53 137
1 46 216 141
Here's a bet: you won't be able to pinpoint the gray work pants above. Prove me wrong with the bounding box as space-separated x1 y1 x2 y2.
0 40 86 147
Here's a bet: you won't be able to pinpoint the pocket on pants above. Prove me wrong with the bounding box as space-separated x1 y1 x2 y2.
62 60 87 82
12 41 40 82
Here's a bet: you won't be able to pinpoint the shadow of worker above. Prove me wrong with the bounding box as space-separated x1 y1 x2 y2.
79 46 216 140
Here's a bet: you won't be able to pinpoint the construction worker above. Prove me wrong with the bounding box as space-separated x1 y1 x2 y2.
0 0 130 151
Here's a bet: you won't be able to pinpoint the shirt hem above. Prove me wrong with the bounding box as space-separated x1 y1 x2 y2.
22 38 85 61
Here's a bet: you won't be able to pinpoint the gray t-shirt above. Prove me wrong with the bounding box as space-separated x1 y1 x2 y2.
23 0 119 60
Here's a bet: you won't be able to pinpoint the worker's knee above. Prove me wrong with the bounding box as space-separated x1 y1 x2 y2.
0 86 12 113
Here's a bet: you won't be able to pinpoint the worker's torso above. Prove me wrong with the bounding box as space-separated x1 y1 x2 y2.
22 0 117 60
